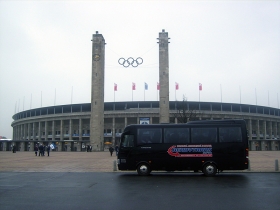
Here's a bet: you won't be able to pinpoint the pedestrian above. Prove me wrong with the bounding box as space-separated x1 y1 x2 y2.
47 145 50 157
115 145 119 156
109 146 114 156
39 144 43 156
12 145 16 153
35 144 38 156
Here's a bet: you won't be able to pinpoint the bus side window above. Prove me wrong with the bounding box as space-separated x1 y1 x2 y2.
164 128 189 144
122 135 134 147
138 129 162 144
191 128 217 143
219 127 242 142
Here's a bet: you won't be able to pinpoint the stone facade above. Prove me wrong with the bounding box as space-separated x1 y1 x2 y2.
6 101 280 152
158 29 170 123
90 31 105 151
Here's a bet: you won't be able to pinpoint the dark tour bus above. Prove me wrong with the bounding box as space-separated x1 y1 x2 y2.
117 119 249 176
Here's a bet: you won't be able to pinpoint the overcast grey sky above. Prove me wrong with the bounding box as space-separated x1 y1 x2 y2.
0 0 279 138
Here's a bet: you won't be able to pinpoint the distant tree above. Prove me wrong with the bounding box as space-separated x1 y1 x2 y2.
172 96 203 123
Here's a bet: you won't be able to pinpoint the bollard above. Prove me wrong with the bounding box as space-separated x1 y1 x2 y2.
113 160 117 171
275 159 279 171
247 159 251 171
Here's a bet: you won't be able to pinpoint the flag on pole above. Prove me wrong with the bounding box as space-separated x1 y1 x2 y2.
199 83 202 91
157 82 160 90
144 82 148 90
114 83 117 91
132 82 136 90
175 82 179 90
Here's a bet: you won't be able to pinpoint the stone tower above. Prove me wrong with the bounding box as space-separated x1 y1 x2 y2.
157 29 170 123
90 31 105 151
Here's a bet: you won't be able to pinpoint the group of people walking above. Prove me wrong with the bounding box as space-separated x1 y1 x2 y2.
34 144 51 157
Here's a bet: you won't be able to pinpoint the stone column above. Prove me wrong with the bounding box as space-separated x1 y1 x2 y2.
79 118 82 141
249 119 252 140
158 29 170 123
52 120 55 141
20 124 23 140
38 122 41 141
256 120 260 140
69 119 72 140
112 117 115 146
269 121 272 139
23 124 26 140
33 123 35 141
90 31 105 151
263 120 266 140
28 123 31 141
45 121 48 141
60 120 64 141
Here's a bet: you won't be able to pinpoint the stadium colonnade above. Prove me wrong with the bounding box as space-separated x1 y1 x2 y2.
2 101 280 152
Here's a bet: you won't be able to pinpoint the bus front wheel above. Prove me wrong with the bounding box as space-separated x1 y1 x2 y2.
137 163 151 176
203 163 217 177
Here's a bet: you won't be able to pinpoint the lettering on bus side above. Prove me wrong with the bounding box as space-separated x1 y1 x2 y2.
167 145 212 157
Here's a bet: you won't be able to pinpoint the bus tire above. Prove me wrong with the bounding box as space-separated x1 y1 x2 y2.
203 163 217 177
137 163 151 176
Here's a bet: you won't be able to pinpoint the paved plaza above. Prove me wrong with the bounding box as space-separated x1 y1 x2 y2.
0 151 279 173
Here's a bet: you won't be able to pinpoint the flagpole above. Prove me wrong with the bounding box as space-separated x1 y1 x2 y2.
144 83 145 101
30 93 32 109
54 88 56 106
239 86 241 104
268 91 269 106
277 93 279 108
220 84 222 103
255 88 257 105
71 86 73 104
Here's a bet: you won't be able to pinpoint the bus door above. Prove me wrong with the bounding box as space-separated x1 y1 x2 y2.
135 128 167 170
118 133 136 169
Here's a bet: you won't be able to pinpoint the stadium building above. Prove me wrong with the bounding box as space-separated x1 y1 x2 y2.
1 101 279 152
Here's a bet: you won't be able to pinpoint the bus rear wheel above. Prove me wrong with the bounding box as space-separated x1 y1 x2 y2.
137 163 151 176
203 163 217 177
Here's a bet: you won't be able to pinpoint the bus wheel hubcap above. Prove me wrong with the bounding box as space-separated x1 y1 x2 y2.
140 165 148 173
206 165 214 174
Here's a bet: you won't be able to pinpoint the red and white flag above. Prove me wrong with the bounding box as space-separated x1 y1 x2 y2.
175 82 179 90
157 82 160 90
114 83 117 91
132 82 136 90
199 83 202 91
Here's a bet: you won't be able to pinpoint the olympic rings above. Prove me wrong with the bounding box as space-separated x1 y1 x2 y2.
118 57 143 68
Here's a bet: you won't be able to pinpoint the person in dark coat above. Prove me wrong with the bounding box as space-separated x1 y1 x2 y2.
47 145 51 157
39 144 44 156
12 145 16 153
34 145 38 156
109 146 114 156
